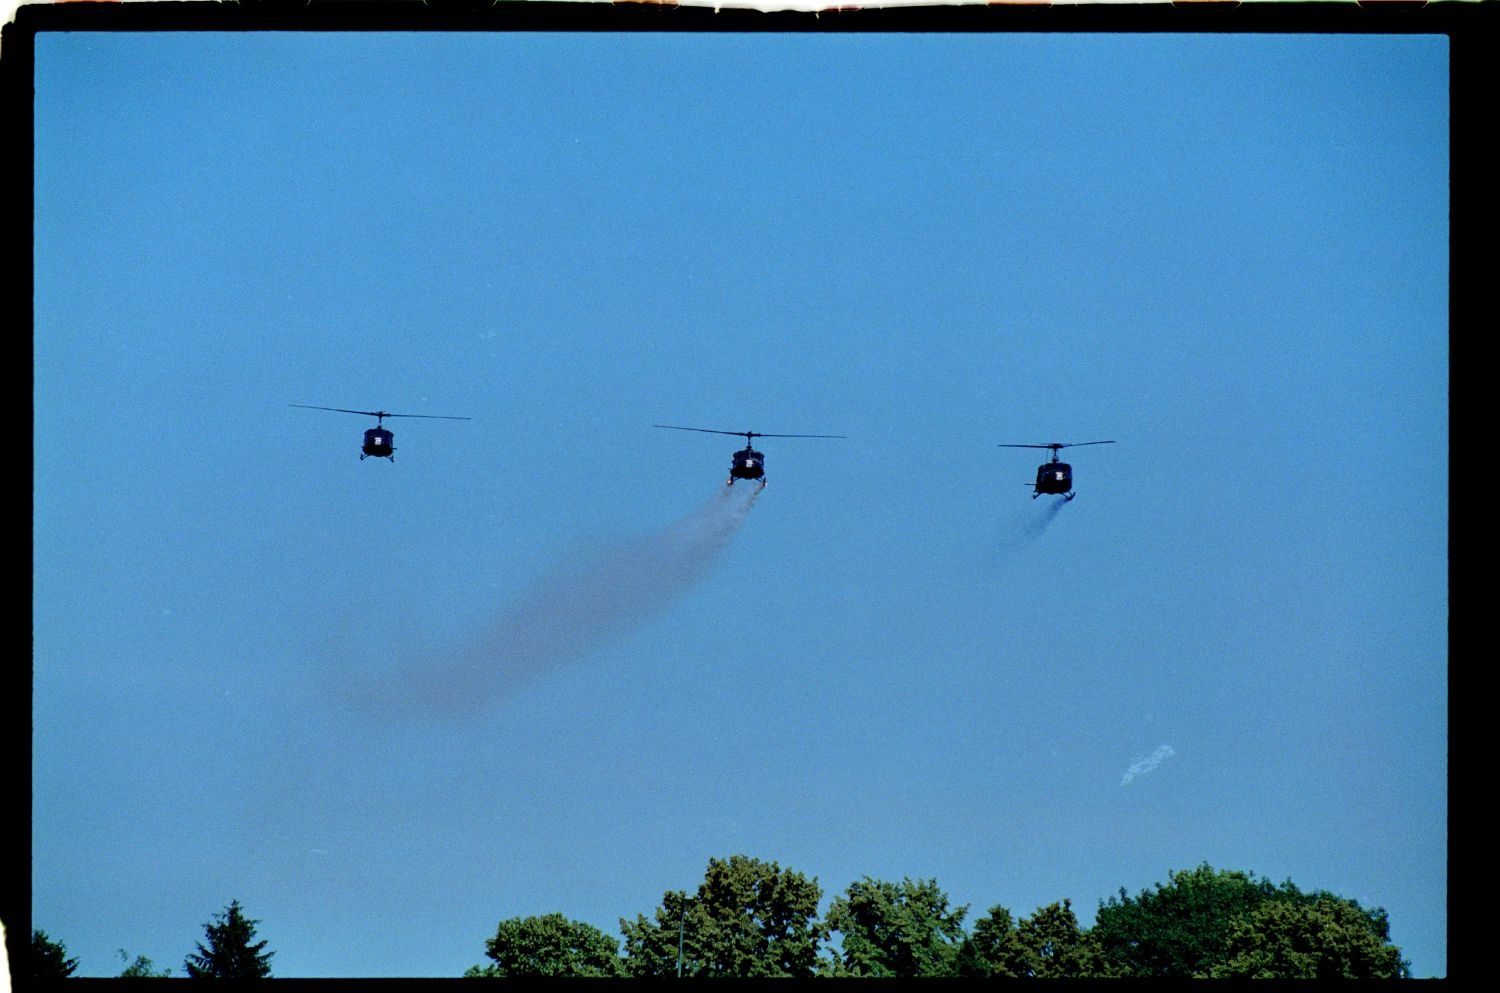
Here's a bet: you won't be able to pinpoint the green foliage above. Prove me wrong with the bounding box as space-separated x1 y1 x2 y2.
1209 895 1411 979
823 876 968 977
184 899 274 979
1008 899 1109 978
1091 863 1409 980
618 887 695 977
620 854 825 977
466 912 622 977
119 949 173 978
954 905 1022 978
956 900 1110 978
31 930 79 980
1091 863 1305 977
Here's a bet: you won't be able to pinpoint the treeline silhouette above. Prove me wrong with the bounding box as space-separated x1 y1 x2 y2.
29 857 1411 979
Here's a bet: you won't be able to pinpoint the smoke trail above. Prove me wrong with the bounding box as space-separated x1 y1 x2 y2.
342 485 761 721
995 496 1069 558
1120 744 1176 786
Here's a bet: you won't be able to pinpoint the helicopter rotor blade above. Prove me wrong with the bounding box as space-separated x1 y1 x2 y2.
378 412 472 420
653 424 845 439
750 432 848 439
653 424 750 437
997 440 1115 450
290 404 384 417
291 404 470 420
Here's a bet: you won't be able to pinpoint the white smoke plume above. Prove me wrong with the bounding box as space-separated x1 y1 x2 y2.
1120 744 1176 786
342 485 761 721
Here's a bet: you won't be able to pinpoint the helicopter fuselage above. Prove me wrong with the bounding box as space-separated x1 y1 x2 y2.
292 405 469 461
729 447 766 482
361 426 395 461
1033 461 1073 496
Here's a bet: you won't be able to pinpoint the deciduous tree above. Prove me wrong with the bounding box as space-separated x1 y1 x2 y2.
119 948 173 978
1091 863 1301 977
1208 895 1411 979
1008 899 1109 978
465 913 622 977
954 905 1023 978
823 876 967 977
620 854 825 977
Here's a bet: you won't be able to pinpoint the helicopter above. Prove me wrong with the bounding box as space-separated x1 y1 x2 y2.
290 404 471 461
653 424 846 487
998 440 1115 501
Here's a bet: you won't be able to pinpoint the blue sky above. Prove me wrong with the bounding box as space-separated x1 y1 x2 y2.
31 25 1447 978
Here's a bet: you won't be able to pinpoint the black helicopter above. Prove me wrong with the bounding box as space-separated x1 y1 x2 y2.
998 440 1115 501
290 404 471 461
654 424 846 487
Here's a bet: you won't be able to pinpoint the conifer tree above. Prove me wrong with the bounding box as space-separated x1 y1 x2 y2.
31 930 79 980
184 899 274 979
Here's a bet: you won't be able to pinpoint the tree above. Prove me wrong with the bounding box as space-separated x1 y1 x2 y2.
184 899 274 979
955 905 1023 978
619 887 696 977
119 948 173 978
31 930 78 980
620 854 825 977
465 913 622 977
823 876 968 977
1008 899 1109 978
1091 863 1306 977
957 901 1109 979
1208 895 1411 979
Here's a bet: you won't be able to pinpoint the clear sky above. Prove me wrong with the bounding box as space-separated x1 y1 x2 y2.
31 21 1447 979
